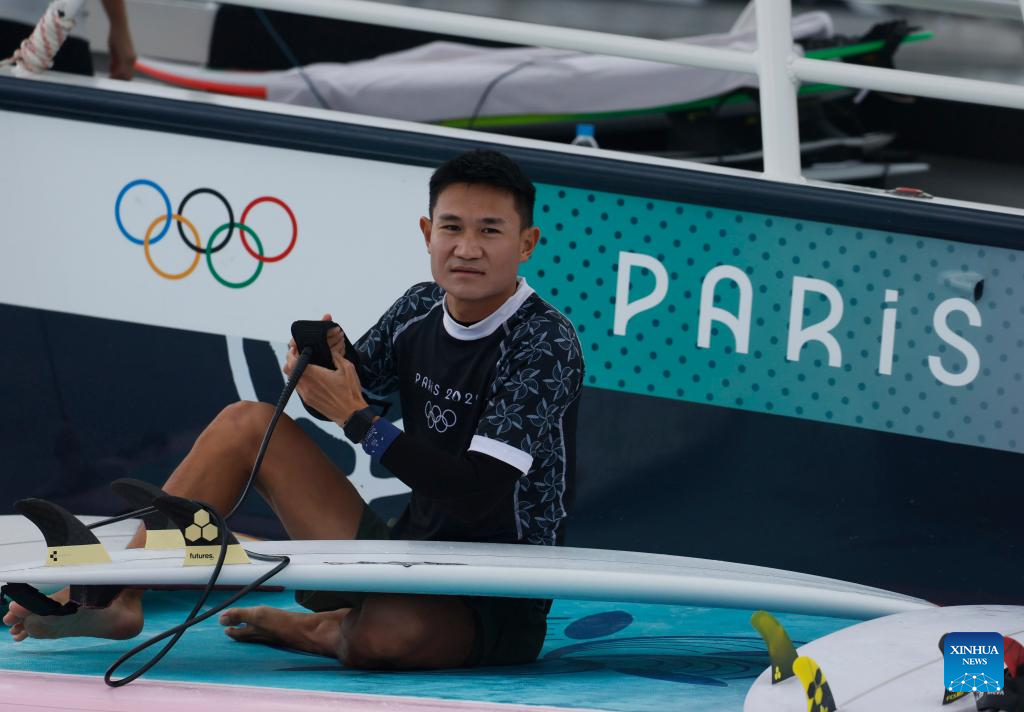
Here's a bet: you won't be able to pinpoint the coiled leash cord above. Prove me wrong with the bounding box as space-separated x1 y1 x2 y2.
103 507 289 687
85 347 315 686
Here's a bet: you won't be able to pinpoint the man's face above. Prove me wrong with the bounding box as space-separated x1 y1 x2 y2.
421 183 539 317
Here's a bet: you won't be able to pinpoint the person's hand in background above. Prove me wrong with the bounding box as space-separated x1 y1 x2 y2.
101 0 136 79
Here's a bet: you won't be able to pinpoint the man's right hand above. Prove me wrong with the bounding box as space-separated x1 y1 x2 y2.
284 313 338 377
283 313 367 425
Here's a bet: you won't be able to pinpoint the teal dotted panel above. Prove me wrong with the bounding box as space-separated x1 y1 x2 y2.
522 185 1024 454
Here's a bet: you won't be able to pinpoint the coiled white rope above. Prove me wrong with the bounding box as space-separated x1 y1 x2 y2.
1 0 87 76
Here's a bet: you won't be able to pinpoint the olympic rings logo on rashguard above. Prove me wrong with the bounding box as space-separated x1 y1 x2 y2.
425 402 457 433
114 179 298 289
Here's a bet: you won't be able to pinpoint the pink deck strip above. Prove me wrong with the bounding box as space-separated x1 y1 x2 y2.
0 671 587 712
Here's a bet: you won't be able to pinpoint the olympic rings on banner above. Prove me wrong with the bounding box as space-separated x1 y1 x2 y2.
240 196 297 263
114 179 297 288
177 188 234 254
116 179 172 246
145 214 202 280
207 223 263 290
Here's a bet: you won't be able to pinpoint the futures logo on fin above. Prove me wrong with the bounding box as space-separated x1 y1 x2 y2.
151 495 251 567
47 544 112 566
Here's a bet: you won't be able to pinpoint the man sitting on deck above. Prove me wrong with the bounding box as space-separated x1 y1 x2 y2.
4 149 584 669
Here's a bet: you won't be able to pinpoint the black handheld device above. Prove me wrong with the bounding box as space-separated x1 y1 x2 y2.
290 320 340 370
289 320 360 421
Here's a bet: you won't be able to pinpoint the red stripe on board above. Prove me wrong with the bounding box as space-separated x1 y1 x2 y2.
134 61 268 98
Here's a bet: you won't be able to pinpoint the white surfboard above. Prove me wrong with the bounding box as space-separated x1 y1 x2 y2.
0 530 932 619
744 605 1024 712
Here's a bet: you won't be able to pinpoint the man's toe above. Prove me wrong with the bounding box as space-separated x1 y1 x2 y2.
5 601 30 623
219 608 244 626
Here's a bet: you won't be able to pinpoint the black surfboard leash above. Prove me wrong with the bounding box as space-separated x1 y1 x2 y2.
96 347 319 685
44 347 322 685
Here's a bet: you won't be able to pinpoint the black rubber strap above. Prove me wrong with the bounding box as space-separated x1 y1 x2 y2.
1 583 79 617
342 406 376 443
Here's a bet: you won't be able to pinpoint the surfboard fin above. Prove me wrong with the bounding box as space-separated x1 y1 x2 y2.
942 689 970 705
5 498 122 615
938 633 972 705
14 498 112 567
751 610 798 684
151 495 250 566
793 655 839 712
110 478 186 549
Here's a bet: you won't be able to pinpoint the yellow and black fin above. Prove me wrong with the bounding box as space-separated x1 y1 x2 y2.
15 498 112 567
793 655 839 712
941 689 969 706
751 610 799 684
110 478 185 549
151 495 250 566
937 634 970 705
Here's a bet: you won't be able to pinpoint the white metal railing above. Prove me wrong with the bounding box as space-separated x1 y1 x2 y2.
25 0 1024 183
753 2 801 180
864 0 1024 21
792 56 1024 111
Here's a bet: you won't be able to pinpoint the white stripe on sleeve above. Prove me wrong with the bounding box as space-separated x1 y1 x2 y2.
468 435 534 475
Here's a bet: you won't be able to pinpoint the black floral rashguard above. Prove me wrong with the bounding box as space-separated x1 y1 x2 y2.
352 279 584 546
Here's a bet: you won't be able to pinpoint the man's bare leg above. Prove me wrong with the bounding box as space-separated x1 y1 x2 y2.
339 594 478 669
4 401 367 641
219 593 478 669
219 606 349 656
6 401 481 669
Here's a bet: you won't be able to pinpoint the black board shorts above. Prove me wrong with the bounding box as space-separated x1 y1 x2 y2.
295 506 550 667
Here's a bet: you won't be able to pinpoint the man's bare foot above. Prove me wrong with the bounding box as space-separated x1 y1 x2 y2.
219 605 347 658
3 589 144 642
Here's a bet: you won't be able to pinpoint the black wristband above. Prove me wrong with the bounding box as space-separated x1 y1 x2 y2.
342 406 376 444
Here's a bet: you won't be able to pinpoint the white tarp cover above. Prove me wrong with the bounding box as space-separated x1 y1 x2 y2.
265 12 833 122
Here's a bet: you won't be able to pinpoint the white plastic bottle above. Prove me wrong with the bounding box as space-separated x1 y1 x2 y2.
570 123 599 148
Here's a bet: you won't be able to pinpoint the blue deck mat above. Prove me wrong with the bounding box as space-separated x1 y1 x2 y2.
0 591 855 710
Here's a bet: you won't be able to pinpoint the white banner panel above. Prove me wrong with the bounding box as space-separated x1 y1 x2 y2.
1 110 433 343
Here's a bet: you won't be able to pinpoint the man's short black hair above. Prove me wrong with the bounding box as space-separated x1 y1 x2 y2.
429 149 535 228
